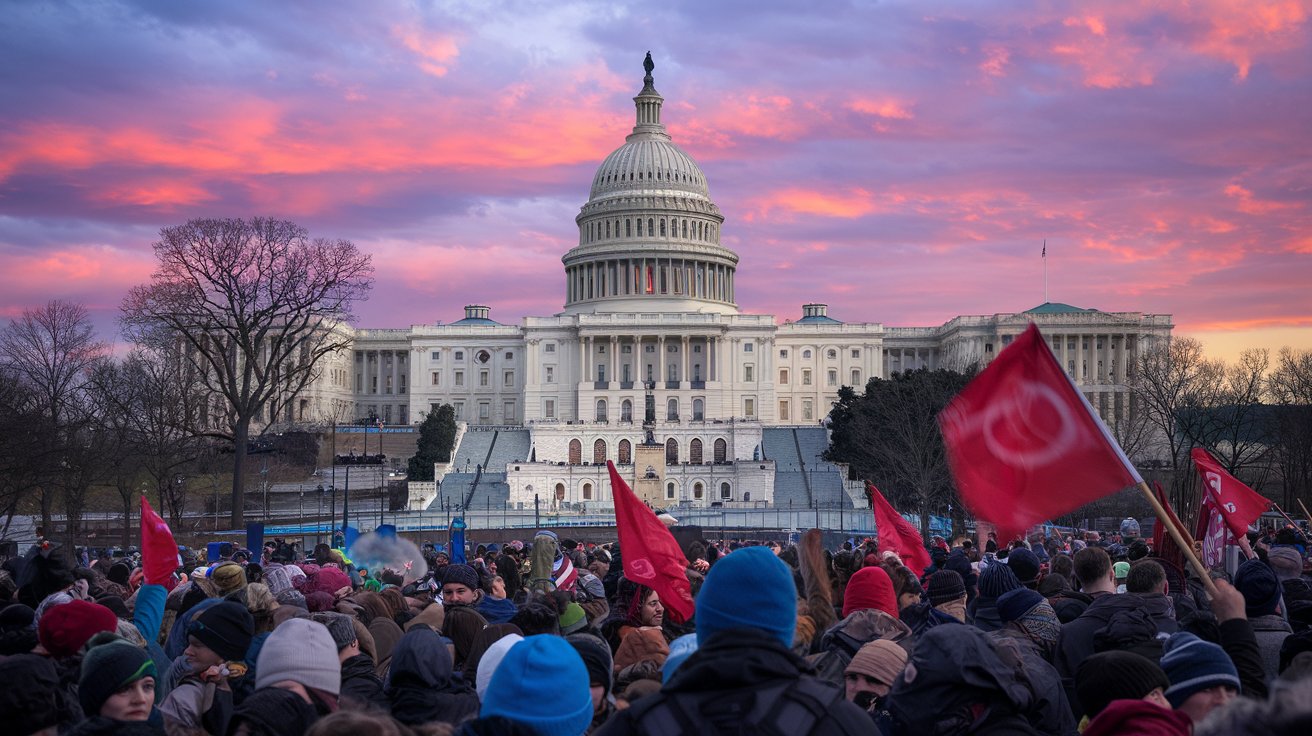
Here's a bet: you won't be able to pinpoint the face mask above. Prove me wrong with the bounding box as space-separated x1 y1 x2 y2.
852 690 880 710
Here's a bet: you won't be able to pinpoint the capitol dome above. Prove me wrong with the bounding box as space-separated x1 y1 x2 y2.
563 54 738 316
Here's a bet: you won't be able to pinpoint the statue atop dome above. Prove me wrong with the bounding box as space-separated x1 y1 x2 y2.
643 51 654 77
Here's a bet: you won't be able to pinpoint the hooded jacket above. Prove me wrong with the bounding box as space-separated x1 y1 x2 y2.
340 652 387 711
595 628 872 736
807 608 913 686
1055 592 1150 718
385 626 479 726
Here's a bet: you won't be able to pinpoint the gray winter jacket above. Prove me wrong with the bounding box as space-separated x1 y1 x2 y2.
1248 613 1292 683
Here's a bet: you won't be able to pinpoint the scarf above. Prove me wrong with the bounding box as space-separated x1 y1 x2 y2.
1014 600 1061 656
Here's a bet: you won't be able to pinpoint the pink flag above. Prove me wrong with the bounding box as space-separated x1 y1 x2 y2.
938 323 1141 542
867 482 930 573
1191 448 1269 539
606 461 694 623
1197 495 1230 568
141 495 180 586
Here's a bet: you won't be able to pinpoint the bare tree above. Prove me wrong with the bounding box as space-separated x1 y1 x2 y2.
1268 347 1312 511
1129 336 1227 523
1183 348 1271 481
0 301 109 532
122 218 373 527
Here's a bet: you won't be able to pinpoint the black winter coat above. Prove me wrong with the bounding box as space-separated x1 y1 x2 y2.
340 653 387 711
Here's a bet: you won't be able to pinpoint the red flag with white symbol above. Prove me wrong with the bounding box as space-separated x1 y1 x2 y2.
938 323 1141 542
1191 447 1269 540
606 461 694 623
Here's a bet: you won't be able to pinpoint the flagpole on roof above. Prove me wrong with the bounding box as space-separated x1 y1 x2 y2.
1042 240 1048 304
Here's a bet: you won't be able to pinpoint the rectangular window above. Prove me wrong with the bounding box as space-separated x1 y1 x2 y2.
803 400 813 421
828 370 837 386
455 371 464 387
455 351 464 360
803 370 812 385
479 402 490 419
545 343 556 353
545 366 554 383
504 371 514 387
430 351 441 360
780 349 789 358
744 365 754 382
505 351 514 360
431 371 440 386
479 370 489 387
503 401 515 421
693 345 702 353
645 345 655 353
779 400 790 421
598 344 606 353
779 369 789 385
744 398 755 417
744 343 753 353
454 402 465 420
851 349 860 358
667 345 677 353
544 399 556 419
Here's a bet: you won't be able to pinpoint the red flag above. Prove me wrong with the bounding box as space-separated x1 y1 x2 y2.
1151 481 1185 571
1191 448 1269 539
867 482 931 573
606 461 694 623
938 323 1141 543
140 495 180 586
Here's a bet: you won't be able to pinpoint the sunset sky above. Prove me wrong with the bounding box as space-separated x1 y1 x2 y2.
2 1 1309 363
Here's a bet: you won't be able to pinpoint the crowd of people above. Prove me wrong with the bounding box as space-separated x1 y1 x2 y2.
1 521 1311 735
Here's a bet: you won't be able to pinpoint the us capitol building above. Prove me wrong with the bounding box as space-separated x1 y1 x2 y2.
298 56 1173 513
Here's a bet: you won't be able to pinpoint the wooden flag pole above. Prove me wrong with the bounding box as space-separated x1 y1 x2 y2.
1153 482 1198 551
1138 481 1218 598
1299 499 1312 525
1272 502 1299 529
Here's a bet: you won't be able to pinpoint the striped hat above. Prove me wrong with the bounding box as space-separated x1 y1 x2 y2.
1160 632 1240 708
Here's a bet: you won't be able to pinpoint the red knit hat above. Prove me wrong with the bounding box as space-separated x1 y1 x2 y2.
38 600 118 658
842 566 898 618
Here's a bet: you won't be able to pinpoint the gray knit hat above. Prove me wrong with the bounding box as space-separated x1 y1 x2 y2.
308 612 358 652
256 618 341 695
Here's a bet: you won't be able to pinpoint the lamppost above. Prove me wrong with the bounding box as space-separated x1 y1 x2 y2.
315 484 324 545
298 485 304 535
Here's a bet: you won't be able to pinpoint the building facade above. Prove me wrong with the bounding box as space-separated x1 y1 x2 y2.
295 58 1173 510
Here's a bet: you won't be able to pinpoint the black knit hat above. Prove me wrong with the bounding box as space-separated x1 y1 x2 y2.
441 563 480 590
79 633 157 717
567 632 614 697
230 682 319 736
0 603 38 656
926 570 966 606
1233 559 1281 618
1076 650 1170 717
0 653 62 734
108 561 132 587
189 601 254 661
1006 548 1041 585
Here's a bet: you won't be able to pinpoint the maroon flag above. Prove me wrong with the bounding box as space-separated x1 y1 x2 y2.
1191 448 1269 539
938 323 1141 542
1196 494 1230 568
1151 481 1185 571
141 495 179 586
867 482 931 573
606 461 694 623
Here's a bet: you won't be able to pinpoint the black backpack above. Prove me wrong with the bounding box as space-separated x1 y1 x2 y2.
626 676 845 736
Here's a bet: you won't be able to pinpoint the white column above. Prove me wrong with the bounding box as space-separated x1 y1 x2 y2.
657 336 666 382
390 350 399 401
610 336 618 385
681 336 690 386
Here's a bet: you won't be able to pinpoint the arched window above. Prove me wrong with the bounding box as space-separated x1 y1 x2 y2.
667 398 679 420
827 349 838 360
583 482 593 500
595 399 607 422
555 482 566 500
660 219 666 237
713 438 727 463
637 219 643 236
852 369 861 386
621 399 633 422
648 218 654 235
720 482 732 500
626 219 632 237
618 439 632 464
568 439 582 465
665 438 678 465
593 438 607 464
682 220 688 238
743 491 751 502
605 221 610 238
689 438 703 464
666 481 675 500
694 482 704 499
693 398 704 421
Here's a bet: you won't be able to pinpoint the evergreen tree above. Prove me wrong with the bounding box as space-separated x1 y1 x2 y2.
407 404 457 480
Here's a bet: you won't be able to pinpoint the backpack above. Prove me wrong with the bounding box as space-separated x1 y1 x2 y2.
626 675 845 736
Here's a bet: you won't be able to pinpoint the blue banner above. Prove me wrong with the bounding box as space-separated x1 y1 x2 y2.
450 517 467 563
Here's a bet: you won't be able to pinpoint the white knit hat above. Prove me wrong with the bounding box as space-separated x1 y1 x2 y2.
476 633 524 701
256 618 341 696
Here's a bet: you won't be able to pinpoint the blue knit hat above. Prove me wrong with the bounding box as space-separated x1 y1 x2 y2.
1160 632 1240 708
481 635 593 736
978 562 1022 598
662 633 699 684
997 588 1046 623
695 546 796 648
